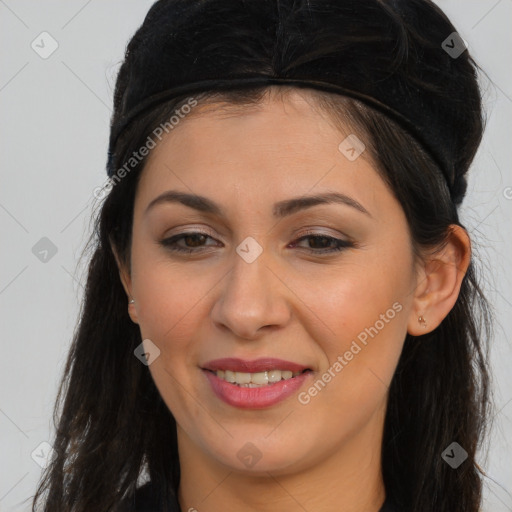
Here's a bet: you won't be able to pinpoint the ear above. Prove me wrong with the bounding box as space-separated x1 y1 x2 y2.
407 225 471 335
110 240 139 325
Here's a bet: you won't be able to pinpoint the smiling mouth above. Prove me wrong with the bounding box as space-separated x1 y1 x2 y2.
205 369 311 387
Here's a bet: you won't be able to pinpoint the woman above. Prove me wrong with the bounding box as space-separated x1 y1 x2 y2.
31 0 492 511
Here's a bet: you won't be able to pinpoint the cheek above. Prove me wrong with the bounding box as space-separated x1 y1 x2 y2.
306 257 410 346
294 266 408 438
130 247 213 422
129 242 207 361
299 244 412 396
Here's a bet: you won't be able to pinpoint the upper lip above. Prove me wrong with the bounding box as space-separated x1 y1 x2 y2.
202 357 310 373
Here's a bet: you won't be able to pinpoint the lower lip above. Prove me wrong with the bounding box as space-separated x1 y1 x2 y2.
203 370 311 409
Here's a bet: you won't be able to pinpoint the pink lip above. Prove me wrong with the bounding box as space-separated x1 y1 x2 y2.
203 370 311 409
201 357 310 373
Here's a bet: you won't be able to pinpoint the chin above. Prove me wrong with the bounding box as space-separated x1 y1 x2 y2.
200 429 318 476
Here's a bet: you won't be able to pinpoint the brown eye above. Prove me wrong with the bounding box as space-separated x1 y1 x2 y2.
160 232 220 254
290 234 354 254
160 231 354 255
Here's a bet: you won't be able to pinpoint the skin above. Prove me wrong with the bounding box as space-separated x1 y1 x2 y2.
113 88 470 512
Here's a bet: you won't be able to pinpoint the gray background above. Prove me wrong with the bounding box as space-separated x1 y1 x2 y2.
0 1 511 510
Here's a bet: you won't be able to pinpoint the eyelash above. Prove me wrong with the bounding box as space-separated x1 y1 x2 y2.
159 231 354 255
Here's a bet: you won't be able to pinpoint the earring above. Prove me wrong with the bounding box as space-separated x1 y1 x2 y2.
418 315 427 328
129 298 135 304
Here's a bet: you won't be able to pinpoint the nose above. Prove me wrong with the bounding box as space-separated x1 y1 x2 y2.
211 247 292 340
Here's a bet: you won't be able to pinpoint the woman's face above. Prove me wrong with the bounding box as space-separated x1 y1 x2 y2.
122 90 420 475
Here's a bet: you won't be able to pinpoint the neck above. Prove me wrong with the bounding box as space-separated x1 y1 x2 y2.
177 403 387 512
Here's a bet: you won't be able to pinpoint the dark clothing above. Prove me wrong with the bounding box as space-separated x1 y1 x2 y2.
122 480 402 511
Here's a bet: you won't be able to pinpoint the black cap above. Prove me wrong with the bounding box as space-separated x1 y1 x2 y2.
108 0 483 204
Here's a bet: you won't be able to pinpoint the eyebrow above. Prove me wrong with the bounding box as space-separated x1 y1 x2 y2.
144 190 371 218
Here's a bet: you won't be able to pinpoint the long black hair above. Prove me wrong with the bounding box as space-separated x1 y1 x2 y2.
31 1 492 511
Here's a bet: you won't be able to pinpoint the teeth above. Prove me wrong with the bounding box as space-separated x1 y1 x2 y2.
224 370 236 383
268 370 282 383
214 369 303 386
235 371 251 384
251 371 269 385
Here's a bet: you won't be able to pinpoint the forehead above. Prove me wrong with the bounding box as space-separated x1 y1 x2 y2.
134 89 396 221
144 90 351 167
167 88 346 149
